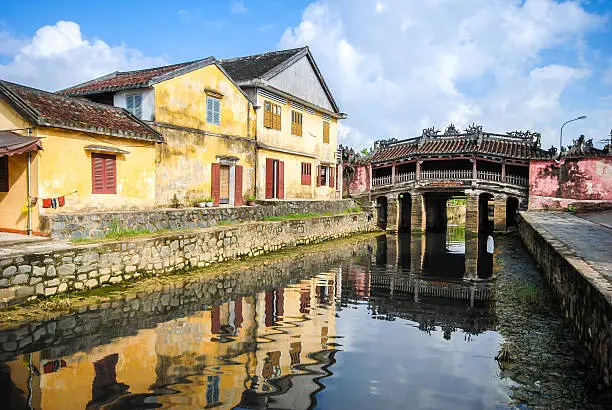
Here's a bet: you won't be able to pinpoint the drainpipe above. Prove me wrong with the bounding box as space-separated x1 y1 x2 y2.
26 150 32 235
251 101 260 199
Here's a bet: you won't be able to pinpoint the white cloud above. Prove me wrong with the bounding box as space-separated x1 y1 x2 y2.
0 21 166 91
280 0 607 149
231 1 247 14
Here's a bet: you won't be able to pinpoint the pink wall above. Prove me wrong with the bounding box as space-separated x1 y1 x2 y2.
348 164 370 196
529 156 612 210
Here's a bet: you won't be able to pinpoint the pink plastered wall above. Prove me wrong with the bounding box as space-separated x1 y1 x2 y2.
348 164 370 196
529 156 612 210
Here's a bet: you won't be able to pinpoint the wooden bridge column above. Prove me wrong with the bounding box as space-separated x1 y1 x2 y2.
465 190 479 237
493 194 507 232
386 196 399 232
410 192 425 233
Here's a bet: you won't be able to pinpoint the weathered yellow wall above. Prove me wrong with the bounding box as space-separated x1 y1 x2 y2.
256 148 337 200
153 64 256 206
255 94 338 199
36 128 157 215
154 64 255 138
0 100 39 233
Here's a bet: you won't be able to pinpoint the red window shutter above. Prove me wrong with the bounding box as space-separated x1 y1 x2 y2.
104 156 116 193
277 161 284 199
0 156 9 192
265 158 274 199
330 167 335 188
234 165 243 206
316 166 320 187
211 163 220 205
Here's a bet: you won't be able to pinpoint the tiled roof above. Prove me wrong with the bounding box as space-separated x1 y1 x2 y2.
371 134 550 163
0 80 163 142
59 58 214 96
219 47 306 82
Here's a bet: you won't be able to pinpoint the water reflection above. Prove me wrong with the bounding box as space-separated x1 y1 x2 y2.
1 232 504 410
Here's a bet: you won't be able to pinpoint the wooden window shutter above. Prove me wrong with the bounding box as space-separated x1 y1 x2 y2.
329 167 335 188
323 121 330 144
0 156 8 192
316 166 321 187
277 161 285 199
211 163 221 206
265 158 274 199
234 165 243 206
264 102 272 128
301 162 311 185
92 153 116 194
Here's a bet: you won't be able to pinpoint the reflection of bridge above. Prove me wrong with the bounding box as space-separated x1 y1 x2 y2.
365 125 550 234
369 274 493 302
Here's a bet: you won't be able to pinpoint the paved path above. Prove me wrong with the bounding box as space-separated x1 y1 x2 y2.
522 211 612 283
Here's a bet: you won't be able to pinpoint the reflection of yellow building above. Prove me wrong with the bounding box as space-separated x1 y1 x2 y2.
0 80 163 234
3 271 339 409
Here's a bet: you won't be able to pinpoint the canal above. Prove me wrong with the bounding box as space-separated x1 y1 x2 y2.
0 228 608 409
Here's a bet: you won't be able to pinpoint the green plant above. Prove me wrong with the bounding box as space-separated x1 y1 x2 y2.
217 220 234 226
565 205 577 213
245 194 256 202
343 206 363 214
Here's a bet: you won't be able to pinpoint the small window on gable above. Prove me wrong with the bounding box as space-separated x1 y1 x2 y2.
0 156 8 192
206 95 221 125
126 93 143 118
291 111 303 136
263 100 281 130
92 153 117 194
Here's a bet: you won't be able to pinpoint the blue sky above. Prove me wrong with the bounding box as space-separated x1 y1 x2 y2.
1 0 612 150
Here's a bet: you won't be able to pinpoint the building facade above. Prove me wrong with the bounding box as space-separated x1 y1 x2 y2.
0 81 162 235
220 47 346 200
61 59 257 207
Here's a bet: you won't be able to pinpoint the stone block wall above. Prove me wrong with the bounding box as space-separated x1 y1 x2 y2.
0 235 378 362
40 199 358 240
519 214 612 387
0 213 377 307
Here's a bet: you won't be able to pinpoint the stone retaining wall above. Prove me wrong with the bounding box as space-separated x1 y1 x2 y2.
519 214 612 387
1 213 376 307
41 199 358 240
0 236 377 362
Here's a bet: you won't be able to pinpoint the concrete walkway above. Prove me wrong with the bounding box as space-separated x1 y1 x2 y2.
521 211 612 284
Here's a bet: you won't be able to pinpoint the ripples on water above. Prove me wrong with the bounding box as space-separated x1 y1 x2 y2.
0 228 564 409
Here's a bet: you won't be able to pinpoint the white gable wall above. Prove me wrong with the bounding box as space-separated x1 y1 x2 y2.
113 88 155 121
267 56 334 112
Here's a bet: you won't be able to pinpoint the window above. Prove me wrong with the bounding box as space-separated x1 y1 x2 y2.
263 100 281 130
291 111 303 136
91 153 116 194
126 93 142 118
0 156 8 192
320 165 328 186
206 95 221 125
323 121 330 144
301 162 311 185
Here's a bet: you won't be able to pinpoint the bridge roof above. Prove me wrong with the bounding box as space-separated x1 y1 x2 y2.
371 133 551 163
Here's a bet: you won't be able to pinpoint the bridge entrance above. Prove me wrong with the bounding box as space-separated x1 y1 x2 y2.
398 193 412 232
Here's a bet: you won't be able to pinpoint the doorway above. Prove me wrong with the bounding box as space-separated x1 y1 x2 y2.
220 165 230 205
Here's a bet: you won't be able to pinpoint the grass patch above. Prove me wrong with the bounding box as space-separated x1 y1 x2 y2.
217 220 235 226
508 280 544 307
263 212 322 221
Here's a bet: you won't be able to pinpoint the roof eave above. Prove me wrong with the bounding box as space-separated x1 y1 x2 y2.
39 119 163 143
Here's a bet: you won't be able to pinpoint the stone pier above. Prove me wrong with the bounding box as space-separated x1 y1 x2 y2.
465 191 480 236
494 195 507 232
411 192 426 233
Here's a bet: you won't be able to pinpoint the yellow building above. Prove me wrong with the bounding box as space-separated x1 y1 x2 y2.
61 58 257 207
0 80 163 235
220 47 346 200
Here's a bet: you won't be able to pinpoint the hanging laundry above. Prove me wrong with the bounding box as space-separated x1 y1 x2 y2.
51 198 58 209
42 198 52 208
58 196 65 207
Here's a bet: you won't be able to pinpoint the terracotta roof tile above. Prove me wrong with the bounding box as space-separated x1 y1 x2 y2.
0 80 163 142
371 134 549 163
59 59 213 96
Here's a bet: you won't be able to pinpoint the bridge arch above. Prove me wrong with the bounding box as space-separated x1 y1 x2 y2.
506 196 519 228
376 196 388 230
478 192 494 233
398 193 412 232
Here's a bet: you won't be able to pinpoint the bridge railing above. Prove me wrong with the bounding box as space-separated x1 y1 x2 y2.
421 170 472 180
372 170 529 187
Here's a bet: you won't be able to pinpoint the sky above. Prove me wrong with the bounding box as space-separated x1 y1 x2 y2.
1 0 612 150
